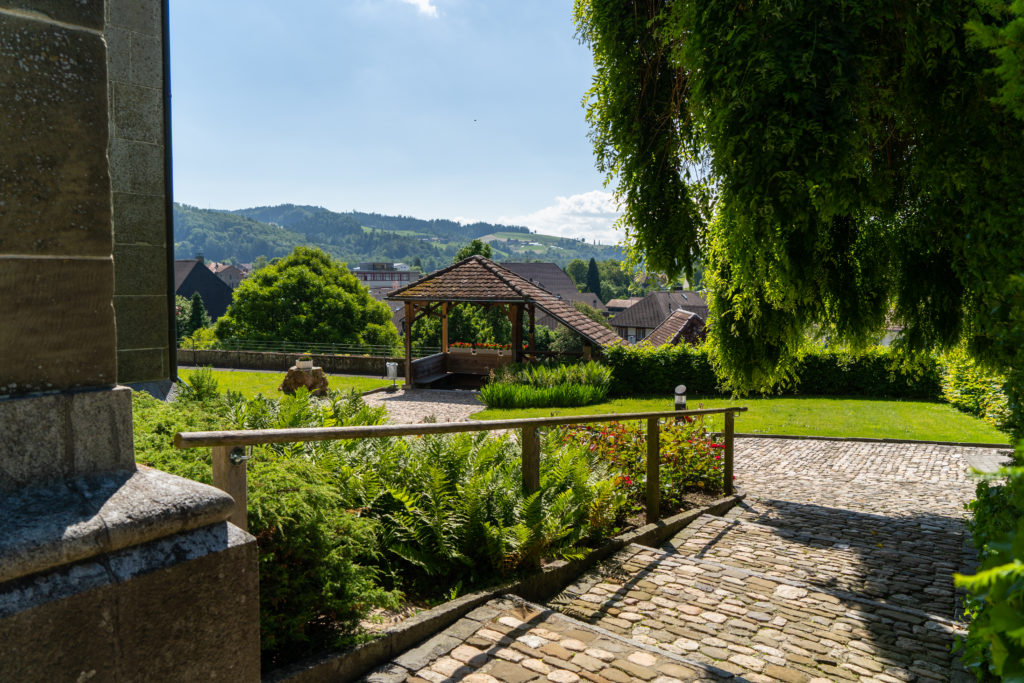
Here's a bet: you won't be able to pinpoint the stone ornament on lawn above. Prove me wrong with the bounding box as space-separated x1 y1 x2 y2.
279 365 329 396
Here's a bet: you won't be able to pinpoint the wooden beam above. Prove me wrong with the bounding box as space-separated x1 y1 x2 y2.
511 304 523 363
175 407 749 448
441 302 449 353
404 301 413 388
528 304 536 363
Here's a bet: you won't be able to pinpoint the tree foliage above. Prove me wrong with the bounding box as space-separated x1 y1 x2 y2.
586 258 603 300
575 0 1024 412
214 246 399 346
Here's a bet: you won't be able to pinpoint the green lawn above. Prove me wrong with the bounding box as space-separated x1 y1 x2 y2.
181 368 392 398
471 395 1009 444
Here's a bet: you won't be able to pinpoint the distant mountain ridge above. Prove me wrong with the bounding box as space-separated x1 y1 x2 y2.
173 202 624 271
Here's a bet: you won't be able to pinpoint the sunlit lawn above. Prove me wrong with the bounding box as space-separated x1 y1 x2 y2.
471 395 1009 444
182 368 392 398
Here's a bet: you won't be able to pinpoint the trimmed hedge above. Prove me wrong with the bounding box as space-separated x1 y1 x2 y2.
604 344 941 399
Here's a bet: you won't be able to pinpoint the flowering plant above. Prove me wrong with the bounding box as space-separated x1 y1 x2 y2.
558 413 724 513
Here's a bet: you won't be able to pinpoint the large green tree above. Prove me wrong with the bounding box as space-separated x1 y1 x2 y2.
215 246 399 346
575 0 1024 416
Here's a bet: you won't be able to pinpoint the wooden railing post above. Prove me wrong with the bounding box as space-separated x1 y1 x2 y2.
521 425 540 494
646 417 660 524
724 410 735 495
212 446 249 532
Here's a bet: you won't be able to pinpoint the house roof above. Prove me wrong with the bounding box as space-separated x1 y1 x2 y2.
611 291 708 329
645 309 704 346
501 262 606 312
387 256 624 348
174 260 201 290
606 296 644 311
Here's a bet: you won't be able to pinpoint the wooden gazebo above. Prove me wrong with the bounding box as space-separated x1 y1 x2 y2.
387 255 625 388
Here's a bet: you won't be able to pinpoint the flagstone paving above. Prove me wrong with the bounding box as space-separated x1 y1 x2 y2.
363 438 1011 682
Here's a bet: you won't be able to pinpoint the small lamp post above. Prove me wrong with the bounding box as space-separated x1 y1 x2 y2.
674 384 687 411
385 362 399 392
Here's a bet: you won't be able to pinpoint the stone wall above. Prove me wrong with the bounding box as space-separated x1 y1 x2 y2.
178 348 402 376
0 3 259 677
106 0 172 383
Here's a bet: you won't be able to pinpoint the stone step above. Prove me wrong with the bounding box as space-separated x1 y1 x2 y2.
665 514 961 618
549 543 964 683
362 595 732 682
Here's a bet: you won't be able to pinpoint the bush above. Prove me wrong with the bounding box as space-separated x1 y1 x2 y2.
320 429 628 587
558 415 725 513
133 389 397 667
603 343 720 397
480 361 612 409
941 348 1015 432
133 387 628 664
604 343 940 399
956 455 1024 680
177 366 221 402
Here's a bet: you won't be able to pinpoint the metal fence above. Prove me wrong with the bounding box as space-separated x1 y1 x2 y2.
179 338 440 358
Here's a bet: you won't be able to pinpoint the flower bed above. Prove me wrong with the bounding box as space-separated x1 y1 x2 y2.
558 413 726 514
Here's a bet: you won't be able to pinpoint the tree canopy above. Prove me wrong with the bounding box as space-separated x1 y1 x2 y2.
214 247 399 347
575 0 1024 412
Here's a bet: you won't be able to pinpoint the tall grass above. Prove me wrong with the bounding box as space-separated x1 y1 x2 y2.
480 361 612 409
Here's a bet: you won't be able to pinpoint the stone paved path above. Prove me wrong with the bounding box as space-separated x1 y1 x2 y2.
364 438 1011 682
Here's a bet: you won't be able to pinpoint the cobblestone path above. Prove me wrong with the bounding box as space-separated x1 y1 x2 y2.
365 438 1010 682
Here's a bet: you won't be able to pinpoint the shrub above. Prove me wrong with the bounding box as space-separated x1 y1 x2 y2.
941 348 1015 432
177 366 221 402
604 343 719 397
480 361 613 409
604 343 941 400
320 430 628 587
132 389 397 667
956 455 1024 680
558 415 725 513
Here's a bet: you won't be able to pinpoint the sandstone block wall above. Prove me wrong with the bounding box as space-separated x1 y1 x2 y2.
106 0 172 383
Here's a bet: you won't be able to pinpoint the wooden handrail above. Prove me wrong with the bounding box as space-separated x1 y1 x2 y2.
173 407 747 449
175 405 747 529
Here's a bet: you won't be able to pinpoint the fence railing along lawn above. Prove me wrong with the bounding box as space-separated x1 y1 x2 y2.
174 406 747 531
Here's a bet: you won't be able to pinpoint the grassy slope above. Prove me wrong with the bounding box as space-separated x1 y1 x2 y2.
194 369 392 398
471 395 1008 444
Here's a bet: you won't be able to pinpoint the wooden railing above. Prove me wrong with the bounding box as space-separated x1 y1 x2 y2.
174 407 747 532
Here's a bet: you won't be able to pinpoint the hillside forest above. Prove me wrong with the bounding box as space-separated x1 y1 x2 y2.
173 203 625 271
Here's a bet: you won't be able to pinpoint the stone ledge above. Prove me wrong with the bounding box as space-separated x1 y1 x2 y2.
0 466 234 584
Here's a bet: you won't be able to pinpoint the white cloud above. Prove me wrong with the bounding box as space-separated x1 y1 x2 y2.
399 0 438 17
499 190 624 245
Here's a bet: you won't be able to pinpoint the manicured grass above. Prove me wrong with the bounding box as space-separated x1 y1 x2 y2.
471 395 1009 444
181 368 392 398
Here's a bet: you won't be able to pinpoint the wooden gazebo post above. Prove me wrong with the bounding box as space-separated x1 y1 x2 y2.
441 302 450 354
511 303 523 363
403 301 413 388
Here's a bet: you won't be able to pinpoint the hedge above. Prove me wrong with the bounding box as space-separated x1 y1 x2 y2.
603 344 941 399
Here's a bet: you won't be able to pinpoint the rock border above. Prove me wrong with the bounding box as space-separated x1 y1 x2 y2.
263 492 745 683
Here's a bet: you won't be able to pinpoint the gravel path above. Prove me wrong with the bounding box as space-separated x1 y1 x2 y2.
362 388 485 424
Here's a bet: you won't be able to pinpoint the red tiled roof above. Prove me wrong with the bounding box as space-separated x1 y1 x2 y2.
388 256 625 348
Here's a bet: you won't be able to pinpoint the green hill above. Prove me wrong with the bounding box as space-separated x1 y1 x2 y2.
173 203 624 269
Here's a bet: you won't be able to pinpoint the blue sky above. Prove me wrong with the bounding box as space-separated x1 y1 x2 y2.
169 0 623 243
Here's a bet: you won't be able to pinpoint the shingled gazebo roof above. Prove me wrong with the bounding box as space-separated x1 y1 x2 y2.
387 256 625 348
